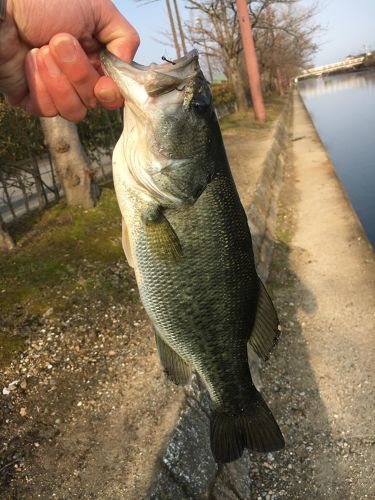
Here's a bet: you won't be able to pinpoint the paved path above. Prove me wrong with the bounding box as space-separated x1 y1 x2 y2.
292 93 375 498
250 93 375 499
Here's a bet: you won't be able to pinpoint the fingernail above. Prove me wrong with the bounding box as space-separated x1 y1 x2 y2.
98 88 116 103
41 47 61 76
29 48 38 70
52 36 77 63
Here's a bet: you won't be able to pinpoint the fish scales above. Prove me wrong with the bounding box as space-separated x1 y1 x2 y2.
102 49 285 463
132 174 258 407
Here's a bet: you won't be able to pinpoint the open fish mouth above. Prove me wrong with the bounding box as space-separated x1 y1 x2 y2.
100 49 200 98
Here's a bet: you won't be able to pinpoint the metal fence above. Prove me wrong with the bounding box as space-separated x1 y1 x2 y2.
0 150 112 224
0 103 122 225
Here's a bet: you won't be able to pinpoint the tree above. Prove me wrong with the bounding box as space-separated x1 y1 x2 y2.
0 99 51 250
40 116 99 209
187 0 249 111
186 0 321 107
254 2 320 92
172 0 188 56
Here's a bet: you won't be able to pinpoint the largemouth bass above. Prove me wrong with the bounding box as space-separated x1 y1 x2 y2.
101 49 284 463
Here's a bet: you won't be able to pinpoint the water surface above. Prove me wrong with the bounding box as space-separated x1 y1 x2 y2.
299 70 375 247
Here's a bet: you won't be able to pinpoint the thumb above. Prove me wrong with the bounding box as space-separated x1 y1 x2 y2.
94 0 140 62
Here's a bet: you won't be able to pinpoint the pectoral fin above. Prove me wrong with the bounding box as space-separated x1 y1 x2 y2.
143 206 183 262
249 279 280 361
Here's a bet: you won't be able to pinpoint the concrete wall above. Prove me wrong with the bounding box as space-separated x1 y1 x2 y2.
149 97 293 499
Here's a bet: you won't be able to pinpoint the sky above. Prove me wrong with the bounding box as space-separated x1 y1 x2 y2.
114 0 375 68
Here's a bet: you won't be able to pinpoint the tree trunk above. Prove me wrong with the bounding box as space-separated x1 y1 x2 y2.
275 66 285 96
0 216 15 251
165 0 181 59
31 156 47 210
40 116 99 209
1 178 16 219
228 58 248 112
173 0 187 56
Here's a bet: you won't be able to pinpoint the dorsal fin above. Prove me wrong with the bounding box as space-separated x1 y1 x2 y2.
249 280 280 361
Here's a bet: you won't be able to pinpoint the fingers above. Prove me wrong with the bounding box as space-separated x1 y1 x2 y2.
95 0 140 62
23 49 58 117
27 34 124 120
12 0 141 120
94 76 123 109
0 44 30 108
36 45 88 122
49 34 98 109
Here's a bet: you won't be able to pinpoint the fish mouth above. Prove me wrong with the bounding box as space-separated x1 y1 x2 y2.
100 49 200 97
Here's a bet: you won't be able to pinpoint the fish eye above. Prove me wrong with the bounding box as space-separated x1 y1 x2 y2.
192 95 211 115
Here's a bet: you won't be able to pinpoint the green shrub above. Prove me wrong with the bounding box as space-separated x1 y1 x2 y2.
0 100 45 171
211 83 236 108
77 107 123 163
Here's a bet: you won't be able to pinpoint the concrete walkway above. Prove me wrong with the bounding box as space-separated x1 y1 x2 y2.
292 93 375 497
251 93 375 499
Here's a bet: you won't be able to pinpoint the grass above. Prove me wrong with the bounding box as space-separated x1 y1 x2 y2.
0 334 25 370
219 93 286 131
0 188 135 320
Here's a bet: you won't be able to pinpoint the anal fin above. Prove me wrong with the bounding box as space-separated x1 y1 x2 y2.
154 328 192 385
249 279 280 361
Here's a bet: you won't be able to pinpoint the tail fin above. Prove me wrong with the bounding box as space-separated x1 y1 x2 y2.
210 388 284 463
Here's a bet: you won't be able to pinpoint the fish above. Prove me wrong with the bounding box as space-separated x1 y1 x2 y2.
101 49 285 463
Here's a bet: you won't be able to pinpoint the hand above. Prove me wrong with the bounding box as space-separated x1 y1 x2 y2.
0 0 139 121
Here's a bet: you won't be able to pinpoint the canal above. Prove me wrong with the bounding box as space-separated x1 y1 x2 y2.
298 70 375 248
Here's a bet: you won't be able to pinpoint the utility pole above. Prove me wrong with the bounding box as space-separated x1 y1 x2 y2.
235 0 266 122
